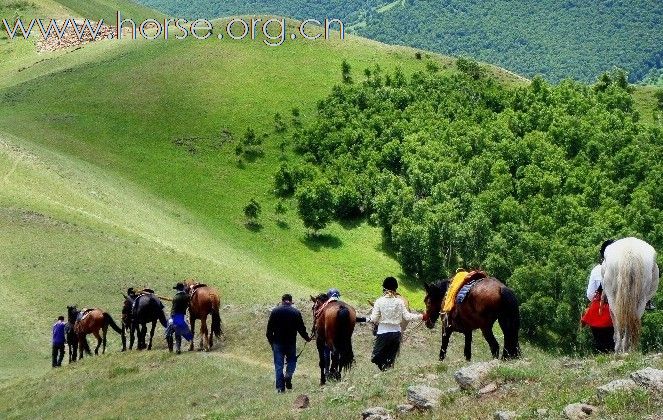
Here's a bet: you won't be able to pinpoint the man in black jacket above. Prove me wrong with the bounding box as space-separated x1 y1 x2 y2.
266 294 311 393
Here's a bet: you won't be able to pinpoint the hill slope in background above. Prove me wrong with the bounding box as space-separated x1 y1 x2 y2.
134 0 663 83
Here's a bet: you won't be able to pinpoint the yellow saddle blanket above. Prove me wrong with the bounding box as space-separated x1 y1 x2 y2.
442 271 469 313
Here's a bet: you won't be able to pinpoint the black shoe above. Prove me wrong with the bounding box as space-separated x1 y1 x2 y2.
285 377 292 390
277 388 285 394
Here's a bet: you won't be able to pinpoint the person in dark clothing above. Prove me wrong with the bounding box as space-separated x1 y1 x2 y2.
52 315 66 367
266 294 311 393
165 282 193 354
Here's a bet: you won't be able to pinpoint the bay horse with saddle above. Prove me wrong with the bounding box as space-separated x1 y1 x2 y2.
67 305 125 360
184 279 222 351
310 293 357 385
423 270 520 361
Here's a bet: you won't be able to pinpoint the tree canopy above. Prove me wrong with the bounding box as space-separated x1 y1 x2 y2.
278 62 663 352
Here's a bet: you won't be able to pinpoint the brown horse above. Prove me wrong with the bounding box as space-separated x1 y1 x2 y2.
423 274 520 361
184 279 222 351
310 294 356 385
67 306 125 359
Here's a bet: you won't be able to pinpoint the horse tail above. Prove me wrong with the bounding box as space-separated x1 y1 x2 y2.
104 313 124 335
334 306 354 372
211 302 222 338
498 286 521 359
614 248 644 351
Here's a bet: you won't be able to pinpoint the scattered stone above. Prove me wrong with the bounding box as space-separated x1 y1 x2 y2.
362 407 391 420
397 404 415 413
478 382 498 395
407 385 443 409
454 360 499 390
535 408 548 417
596 379 637 400
425 373 438 381
293 394 309 410
563 403 597 419
631 367 663 391
494 411 517 420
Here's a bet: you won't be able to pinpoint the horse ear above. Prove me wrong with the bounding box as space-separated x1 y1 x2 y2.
310 295 316 302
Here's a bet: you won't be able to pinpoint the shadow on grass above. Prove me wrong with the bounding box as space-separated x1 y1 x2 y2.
276 220 289 229
244 222 263 232
301 233 342 251
338 216 365 230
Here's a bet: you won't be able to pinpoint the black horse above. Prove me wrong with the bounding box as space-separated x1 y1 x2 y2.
129 294 168 350
64 320 79 363
423 274 521 361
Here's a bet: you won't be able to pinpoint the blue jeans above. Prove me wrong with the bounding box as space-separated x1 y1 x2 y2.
166 314 193 345
272 342 297 390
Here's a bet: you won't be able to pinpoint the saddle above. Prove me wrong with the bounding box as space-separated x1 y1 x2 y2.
443 270 488 313
77 308 95 322
455 277 484 305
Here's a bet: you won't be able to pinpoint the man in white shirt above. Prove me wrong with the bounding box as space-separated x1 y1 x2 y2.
366 277 427 370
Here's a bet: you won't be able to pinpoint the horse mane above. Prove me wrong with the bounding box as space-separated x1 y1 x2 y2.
315 293 329 302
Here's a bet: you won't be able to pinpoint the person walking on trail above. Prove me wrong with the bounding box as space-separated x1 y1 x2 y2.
266 294 311 393
367 277 427 370
582 239 615 353
52 315 66 367
166 282 193 354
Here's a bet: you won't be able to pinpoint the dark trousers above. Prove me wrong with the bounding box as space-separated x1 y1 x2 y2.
272 342 297 391
591 327 615 353
371 332 401 370
52 343 65 367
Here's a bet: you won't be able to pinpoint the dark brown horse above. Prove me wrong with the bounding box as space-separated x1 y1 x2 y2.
423 275 520 361
185 279 222 351
310 294 356 385
67 306 125 359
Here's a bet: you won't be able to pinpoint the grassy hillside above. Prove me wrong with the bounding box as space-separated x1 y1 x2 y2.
134 0 663 83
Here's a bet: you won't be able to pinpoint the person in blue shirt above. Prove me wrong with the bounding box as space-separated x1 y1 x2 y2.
52 315 66 367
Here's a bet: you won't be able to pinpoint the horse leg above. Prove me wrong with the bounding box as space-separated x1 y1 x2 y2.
463 332 473 361
481 326 500 359
148 321 156 350
93 331 102 355
208 314 214 349
316 337 327 386
439 329 452 361
78 336 84 360
189 317 196 352
102 326 107 355
200 317 209 351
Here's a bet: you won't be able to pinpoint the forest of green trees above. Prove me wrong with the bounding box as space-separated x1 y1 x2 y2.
138 0 663 83
274 60 663 352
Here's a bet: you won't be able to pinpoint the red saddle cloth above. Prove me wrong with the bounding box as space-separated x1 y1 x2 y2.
581 293 613 328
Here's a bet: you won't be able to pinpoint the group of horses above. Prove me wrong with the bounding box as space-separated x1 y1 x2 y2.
63 279 222 363
310 237 659 384
59 237 658 388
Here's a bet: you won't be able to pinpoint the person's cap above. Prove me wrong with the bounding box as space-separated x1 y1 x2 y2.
173 282 185 290
281 293 293 303
327 288 340 298
382 276 398 291
57 315 65 321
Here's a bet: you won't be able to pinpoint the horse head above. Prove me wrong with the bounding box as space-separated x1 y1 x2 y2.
311 293 329 315
423 280 447 329
67 306 78 324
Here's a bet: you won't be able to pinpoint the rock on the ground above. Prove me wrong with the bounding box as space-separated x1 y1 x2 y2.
362 407 391 420
293 394 309 409
479 382 499 395
596 379 637 400
454 360 499 390
563 403 597 419
631 367 663 391
397 404 415 413
535 409 549 417
494 410 517 420
407 385 443 409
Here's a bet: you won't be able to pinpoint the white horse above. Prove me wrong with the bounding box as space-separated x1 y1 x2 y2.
602 237 659 353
